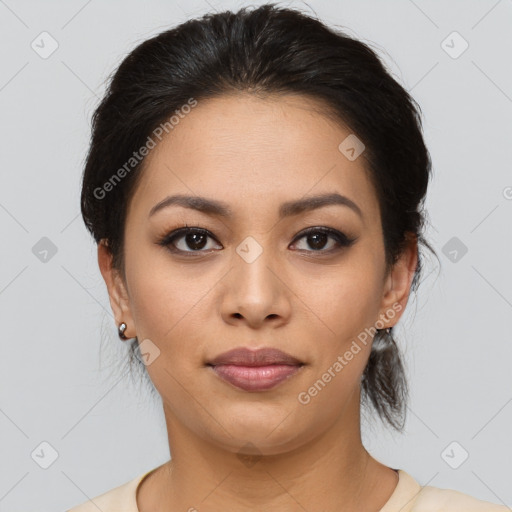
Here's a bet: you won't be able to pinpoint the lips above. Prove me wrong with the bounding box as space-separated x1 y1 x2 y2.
208 347 303 366
207 347 304 392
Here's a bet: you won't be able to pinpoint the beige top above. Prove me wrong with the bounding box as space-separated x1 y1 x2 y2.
67 468 509 511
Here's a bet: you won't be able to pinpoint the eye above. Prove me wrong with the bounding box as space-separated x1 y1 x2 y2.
157 225 357 257
290 226 357 253
157 226 222 255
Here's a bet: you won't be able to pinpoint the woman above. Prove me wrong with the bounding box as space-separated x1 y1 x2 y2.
68 3 508 511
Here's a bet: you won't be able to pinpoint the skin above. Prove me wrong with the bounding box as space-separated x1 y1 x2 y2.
98 92 418 512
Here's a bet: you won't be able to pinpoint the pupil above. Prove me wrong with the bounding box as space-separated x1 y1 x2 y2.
309 233 327 250
187 233 206 250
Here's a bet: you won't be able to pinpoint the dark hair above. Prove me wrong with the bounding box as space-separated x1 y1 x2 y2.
81 3 438 432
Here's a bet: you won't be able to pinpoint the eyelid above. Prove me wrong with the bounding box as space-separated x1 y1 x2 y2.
292 226 353 242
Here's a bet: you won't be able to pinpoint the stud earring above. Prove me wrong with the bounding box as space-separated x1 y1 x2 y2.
118 322 128 341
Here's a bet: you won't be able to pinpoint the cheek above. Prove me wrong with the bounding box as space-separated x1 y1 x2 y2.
125 244 209 337
305 258 383 350
126 262 206 400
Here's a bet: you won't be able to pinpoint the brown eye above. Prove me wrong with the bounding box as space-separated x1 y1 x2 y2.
304 231 330 250
181 232 208 250
291 227 357 253
158 227 222 254
157 225 357 257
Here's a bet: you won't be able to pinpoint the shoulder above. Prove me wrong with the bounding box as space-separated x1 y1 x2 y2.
382 470 508 512
66 472 147 512
412 484 510 511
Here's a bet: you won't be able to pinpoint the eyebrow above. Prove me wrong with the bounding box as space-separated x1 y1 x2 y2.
149 192 363 220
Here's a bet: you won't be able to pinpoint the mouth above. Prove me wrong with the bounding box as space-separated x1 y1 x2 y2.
207 346 305 392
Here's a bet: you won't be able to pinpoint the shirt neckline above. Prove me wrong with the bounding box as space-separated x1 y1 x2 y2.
131 467 421 512
378 469 422 512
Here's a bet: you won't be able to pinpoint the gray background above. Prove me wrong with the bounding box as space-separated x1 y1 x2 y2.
1 0 511 510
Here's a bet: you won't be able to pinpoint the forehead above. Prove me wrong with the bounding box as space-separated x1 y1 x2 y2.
130 93 379 222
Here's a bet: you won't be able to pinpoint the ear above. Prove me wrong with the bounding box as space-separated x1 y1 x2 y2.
378 233 418 327
97 240 136 339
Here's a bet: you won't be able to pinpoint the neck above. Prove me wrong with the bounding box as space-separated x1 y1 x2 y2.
137 393 398 512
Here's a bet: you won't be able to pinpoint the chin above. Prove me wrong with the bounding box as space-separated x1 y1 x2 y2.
204 413 312 457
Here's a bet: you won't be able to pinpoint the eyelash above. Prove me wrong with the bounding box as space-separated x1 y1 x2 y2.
157 224 357 257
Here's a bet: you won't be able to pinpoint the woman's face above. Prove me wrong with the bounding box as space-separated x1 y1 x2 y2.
100 93 415 455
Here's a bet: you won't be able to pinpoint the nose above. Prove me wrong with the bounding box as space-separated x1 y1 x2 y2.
219 241 292 329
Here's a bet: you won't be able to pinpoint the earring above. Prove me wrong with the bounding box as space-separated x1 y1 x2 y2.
118 322 128 341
